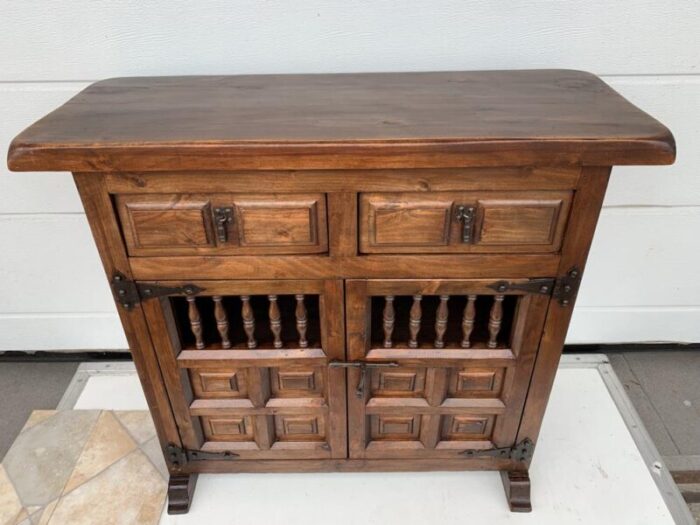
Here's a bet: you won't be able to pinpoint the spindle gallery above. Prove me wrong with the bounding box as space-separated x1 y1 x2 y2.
7 70 674 513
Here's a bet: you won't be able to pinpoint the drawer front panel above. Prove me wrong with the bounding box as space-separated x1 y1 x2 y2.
360 191 572 253
116 193 328 256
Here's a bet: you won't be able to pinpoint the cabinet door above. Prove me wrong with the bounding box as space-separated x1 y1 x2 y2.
141 280 346 459
346 279 549 459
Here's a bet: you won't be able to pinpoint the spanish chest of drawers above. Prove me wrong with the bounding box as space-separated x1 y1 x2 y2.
8 70 674 513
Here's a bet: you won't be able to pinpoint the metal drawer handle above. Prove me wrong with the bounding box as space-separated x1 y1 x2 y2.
454 205 476 243
213 207 234 243
329 360 399 398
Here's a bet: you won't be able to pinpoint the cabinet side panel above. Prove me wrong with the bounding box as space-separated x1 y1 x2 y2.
72 172 182 460
515 166 611 449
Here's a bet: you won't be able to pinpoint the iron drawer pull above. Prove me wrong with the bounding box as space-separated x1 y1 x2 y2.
454 204 476 243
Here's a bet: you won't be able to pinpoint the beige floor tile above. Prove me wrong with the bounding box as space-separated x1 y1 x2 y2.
12 509 29 524
63 412 136 494
3 411 100 507
48 450 166 525
139 437 168 480
33 499 58 525
114 411 156 444
0 465 24 525
20 412 58 434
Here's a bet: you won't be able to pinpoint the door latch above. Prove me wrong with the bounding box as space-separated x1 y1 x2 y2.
329 360 400 398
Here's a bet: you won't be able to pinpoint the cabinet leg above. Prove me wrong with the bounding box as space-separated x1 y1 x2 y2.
500 469 531 512
168 473 198 514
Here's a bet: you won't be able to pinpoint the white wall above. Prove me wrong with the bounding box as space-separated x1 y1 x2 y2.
1 1 698 350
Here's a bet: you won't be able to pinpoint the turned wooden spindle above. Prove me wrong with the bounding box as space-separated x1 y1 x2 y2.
268 295 283 349
212 296 231 349
186 296 205 349
434 295 449 348
382 296 395 348
240 295 257 349
461 295 477 348
488 295 505 349
409 295 422 348
295 294 308 348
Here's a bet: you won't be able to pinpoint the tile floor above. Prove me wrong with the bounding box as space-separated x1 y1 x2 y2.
0 410 167 525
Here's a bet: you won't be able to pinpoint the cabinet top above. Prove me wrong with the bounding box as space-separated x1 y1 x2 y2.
8 70 674 172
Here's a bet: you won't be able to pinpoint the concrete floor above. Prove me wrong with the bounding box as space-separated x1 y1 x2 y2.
0 350 698 518
0 361 78 460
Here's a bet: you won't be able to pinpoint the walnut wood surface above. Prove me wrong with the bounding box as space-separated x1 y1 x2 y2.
6 70 675 514
8 70 674 172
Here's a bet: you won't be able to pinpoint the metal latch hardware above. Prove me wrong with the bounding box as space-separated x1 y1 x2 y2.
454 205 476 243
213 207 234 243
329 360 399 398
165 444 238 467
111 273 204 310
461 438 534 462
552 267 581 306
487 278 555 296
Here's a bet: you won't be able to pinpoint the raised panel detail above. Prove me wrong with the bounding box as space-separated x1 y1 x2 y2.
116 192 328 255
371 415 421 440
475 199 563 246
270 367 324 398
233 194 327 250
361 194 452 248
275 415 325 441
202 416 254 441
371 367 426 397
190 369 248 399
442 415 495 440
116 194 215 254
448 368 505 398
360 191 572 253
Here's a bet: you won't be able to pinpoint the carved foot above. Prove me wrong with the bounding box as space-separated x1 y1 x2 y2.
500 469 531 512
168 473 198 514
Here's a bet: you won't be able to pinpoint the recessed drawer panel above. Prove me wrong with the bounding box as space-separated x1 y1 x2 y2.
116 193 328 256
359 191 572 253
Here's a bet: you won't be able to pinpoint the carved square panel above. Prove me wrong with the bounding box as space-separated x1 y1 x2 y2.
270 367 324 398
190 369 248 399
274 414 325 441
441 415 495 440
448 368 505 398
371 367 426 398
201 416 254 442
370 415 421 440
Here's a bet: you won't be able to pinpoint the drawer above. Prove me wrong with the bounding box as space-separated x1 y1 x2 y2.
116 193 328 256
359 191 572 254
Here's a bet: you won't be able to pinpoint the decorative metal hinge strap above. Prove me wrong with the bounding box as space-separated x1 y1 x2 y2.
111 273 204 310
461 438 534 462
329 360 400 398
488 278 555 296
165 444 239 467
552 267 581 306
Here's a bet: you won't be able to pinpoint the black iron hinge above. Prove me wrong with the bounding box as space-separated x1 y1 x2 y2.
488 267 581 307
165 444 239 467
461 438 534 462
111 273 204 310
552 267 581 306
488 278 555 296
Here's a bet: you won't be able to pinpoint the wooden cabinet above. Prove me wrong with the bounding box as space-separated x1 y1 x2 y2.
7 70 674 514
